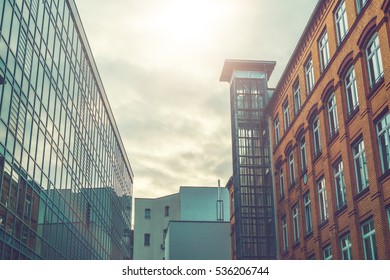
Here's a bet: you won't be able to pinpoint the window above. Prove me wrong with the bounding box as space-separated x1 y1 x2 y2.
305 57 315 93
279 167 284 199
304 193 313 234
356 0 368 13
145 208 151 219
327 93 339 138
340 233 352 260
274 117 280 145
345 66 359 114
335 1 349 44
283 100 290 131
144 233 151 246
361 219 377 260
313 116 322 158
282 215 288 252
288 151 295 186
318 178 328 223
293 80 301 114
387 207 390 230
319 30 330 71
300 136 307 173
376 113 390 173
334 161 347 209
353 139 369 192
292 205 300 244
366 33 384 87
323 245 332 260
164 206 170 217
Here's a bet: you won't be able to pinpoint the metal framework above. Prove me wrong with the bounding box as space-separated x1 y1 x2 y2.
221 60 276 260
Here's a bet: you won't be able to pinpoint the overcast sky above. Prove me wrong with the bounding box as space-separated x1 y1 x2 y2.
75 0 317 199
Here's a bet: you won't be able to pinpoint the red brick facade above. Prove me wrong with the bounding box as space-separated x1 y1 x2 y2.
268 0 390 259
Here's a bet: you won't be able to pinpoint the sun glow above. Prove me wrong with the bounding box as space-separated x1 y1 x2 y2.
147 0 231 49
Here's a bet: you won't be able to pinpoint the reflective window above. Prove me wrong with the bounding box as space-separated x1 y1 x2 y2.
293 80 301 114
366 33 384 87
335 1 349 44
318 178 328 223
318 30 330 71
283 99 290 131
345 66 359 115
304 193 312 234
340 233 352 260
323 245 332 260
353 139 369 192
305 57 315 93
292 205 300 244
376 113 390 174
334 161 347 209
361 219 377 260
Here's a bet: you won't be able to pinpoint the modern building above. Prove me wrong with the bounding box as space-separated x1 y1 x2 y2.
0 0 134 259
133 186 231 260
220 60 277 260
268 0 389 259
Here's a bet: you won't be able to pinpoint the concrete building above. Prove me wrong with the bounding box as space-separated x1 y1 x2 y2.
0 0 133 259
268 0 389 259
220 60 277 260
133 186 231 260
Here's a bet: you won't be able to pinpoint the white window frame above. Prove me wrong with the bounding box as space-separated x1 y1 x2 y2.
335 1 349 44
313 116 322 157
353 139 369 193
334 161 347 209
327 93 339 137
366 33 384 87
305 57 315 93
283 100 290 131
345 66 359 114
304 193 312 234
300 136 307 173
279 167 284 199
361 219 377 260
319 30 330 71
376 113 390 173
274 117 280 145
323 245 332 260
289 151 295 186
292 205 300 244
293 80 301 114
318 178 328 223
282 215 288 252
340 233 352 260
356 0 369 13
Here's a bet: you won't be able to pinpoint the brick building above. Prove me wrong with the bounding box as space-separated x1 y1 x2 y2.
268 0 389 259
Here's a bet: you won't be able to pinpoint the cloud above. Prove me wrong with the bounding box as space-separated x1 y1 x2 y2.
75 0 317 198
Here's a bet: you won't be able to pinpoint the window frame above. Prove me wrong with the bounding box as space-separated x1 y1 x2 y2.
356 0 369 14
283 99 290 131
318 30 331 71
340 233 352 260
366 33 384 87
144 233 151 246
164 206 170 217
387 206 390 230
145 208 151 219
376 113 390 174
305 57 315 93
344 66 359 115
274 117 280 146
293 80 301 114
353 139 369 193
279 166 284 199
292 204 300 244
327 93 339 138
318 177 328 223
288 150 295 186
334 0 349 45
361 219 378 260
304 193 313 234
282 215 288 252
323 245 332 260
312 116 322 158
334 160 347 209
300 135 307 174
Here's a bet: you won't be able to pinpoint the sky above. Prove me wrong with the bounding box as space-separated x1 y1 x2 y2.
75 0 318 199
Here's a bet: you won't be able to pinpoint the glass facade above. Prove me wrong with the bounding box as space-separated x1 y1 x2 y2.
222 60 276 260
0 0 133 259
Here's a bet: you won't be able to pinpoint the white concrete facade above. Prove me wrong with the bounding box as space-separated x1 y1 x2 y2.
133 186 230 260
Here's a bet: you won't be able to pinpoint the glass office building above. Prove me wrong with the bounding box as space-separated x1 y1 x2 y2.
0 0 134 259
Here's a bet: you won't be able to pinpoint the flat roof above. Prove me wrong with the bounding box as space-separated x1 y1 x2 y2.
219 59 276 82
